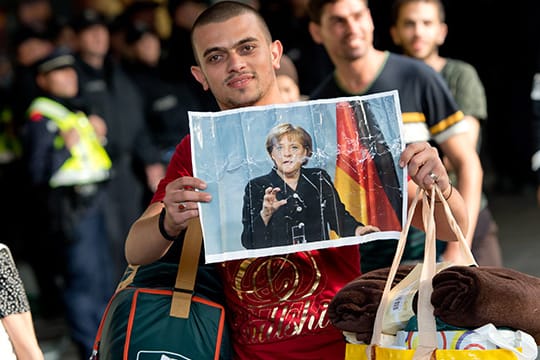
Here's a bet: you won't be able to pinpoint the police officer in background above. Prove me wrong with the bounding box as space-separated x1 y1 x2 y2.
71 9 149 284
22 49 116 360
121 21 209 201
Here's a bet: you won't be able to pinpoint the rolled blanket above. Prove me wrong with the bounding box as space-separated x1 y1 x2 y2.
328 265 415 343
431 265 540 342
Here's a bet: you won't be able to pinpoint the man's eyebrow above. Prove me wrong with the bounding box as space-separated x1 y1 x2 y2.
328 14 344 22
202 37 259 58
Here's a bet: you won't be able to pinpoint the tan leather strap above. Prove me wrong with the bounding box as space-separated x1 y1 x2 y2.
170 218 203 318
116 264 140 292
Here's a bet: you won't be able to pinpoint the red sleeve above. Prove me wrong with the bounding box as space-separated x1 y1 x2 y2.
151 135 193 204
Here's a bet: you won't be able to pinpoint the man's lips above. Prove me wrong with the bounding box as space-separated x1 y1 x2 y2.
411 40 424 52
344 34 364 47
227 74 253 88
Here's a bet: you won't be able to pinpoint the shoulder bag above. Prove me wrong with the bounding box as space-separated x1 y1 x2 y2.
90 218 232 360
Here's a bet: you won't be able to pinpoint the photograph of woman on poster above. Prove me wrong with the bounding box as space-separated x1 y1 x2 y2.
189 91 404 262
241 123 380 249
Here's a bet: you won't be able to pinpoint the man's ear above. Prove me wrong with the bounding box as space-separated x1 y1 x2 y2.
35 73 47 91
191 65 209 91
436 22 448 46
390 25 402 46
270 40 283 70
308 21 322 45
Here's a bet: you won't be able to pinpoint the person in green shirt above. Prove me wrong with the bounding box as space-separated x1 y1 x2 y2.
390 0 502 266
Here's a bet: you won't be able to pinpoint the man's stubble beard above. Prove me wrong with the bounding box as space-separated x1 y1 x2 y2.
225 85 265 109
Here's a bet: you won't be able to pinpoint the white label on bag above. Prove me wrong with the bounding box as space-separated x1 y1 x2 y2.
383 262 453 334
136 351 190 360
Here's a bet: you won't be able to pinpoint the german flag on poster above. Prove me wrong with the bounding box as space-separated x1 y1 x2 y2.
334 101 402 231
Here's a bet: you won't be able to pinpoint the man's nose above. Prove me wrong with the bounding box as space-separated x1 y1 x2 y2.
228 52 246 72
344 16 358 34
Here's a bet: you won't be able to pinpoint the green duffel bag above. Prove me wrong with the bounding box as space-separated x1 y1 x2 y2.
90 261 232 360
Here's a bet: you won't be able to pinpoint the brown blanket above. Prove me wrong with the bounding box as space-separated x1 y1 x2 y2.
328 265 415 343
431 265 540 342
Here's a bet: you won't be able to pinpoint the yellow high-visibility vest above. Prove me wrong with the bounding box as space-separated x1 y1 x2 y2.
28 97 112 187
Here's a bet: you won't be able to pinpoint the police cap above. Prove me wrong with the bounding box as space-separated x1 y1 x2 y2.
71 9 108 33
35 49 75 74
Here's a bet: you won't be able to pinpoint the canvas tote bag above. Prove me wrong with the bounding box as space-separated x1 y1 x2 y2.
345 185 525 360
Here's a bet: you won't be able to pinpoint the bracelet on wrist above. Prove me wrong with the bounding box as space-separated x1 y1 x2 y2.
158 207 180 241
441 184 453 201
426 183 453 203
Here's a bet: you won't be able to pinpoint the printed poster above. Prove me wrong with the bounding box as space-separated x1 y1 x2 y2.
189 90 406 263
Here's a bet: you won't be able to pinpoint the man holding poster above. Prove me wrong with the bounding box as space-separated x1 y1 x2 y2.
124 2 468 359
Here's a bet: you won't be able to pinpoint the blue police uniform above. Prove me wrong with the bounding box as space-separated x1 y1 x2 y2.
23 51 116 358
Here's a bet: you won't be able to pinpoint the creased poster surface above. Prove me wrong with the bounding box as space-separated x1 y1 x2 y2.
190 91 405 263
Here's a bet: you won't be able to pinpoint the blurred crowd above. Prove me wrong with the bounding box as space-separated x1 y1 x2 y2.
0 0 538 359
0 1 332 358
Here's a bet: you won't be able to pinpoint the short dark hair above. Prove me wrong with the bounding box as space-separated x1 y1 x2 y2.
307 0 368 24
190 1 272 63
390 0 445 26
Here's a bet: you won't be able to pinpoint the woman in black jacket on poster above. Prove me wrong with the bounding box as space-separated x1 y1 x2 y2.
241 123 379 249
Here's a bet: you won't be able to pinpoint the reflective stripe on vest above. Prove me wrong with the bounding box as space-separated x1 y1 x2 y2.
28 97 112 187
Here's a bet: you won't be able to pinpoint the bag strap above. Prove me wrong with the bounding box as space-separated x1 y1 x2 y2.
115 264 140 292
369 184 477 359
433 185 477 265
370 187 423 346
170 218 203 318
415 186 478 359
414 188 438 358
